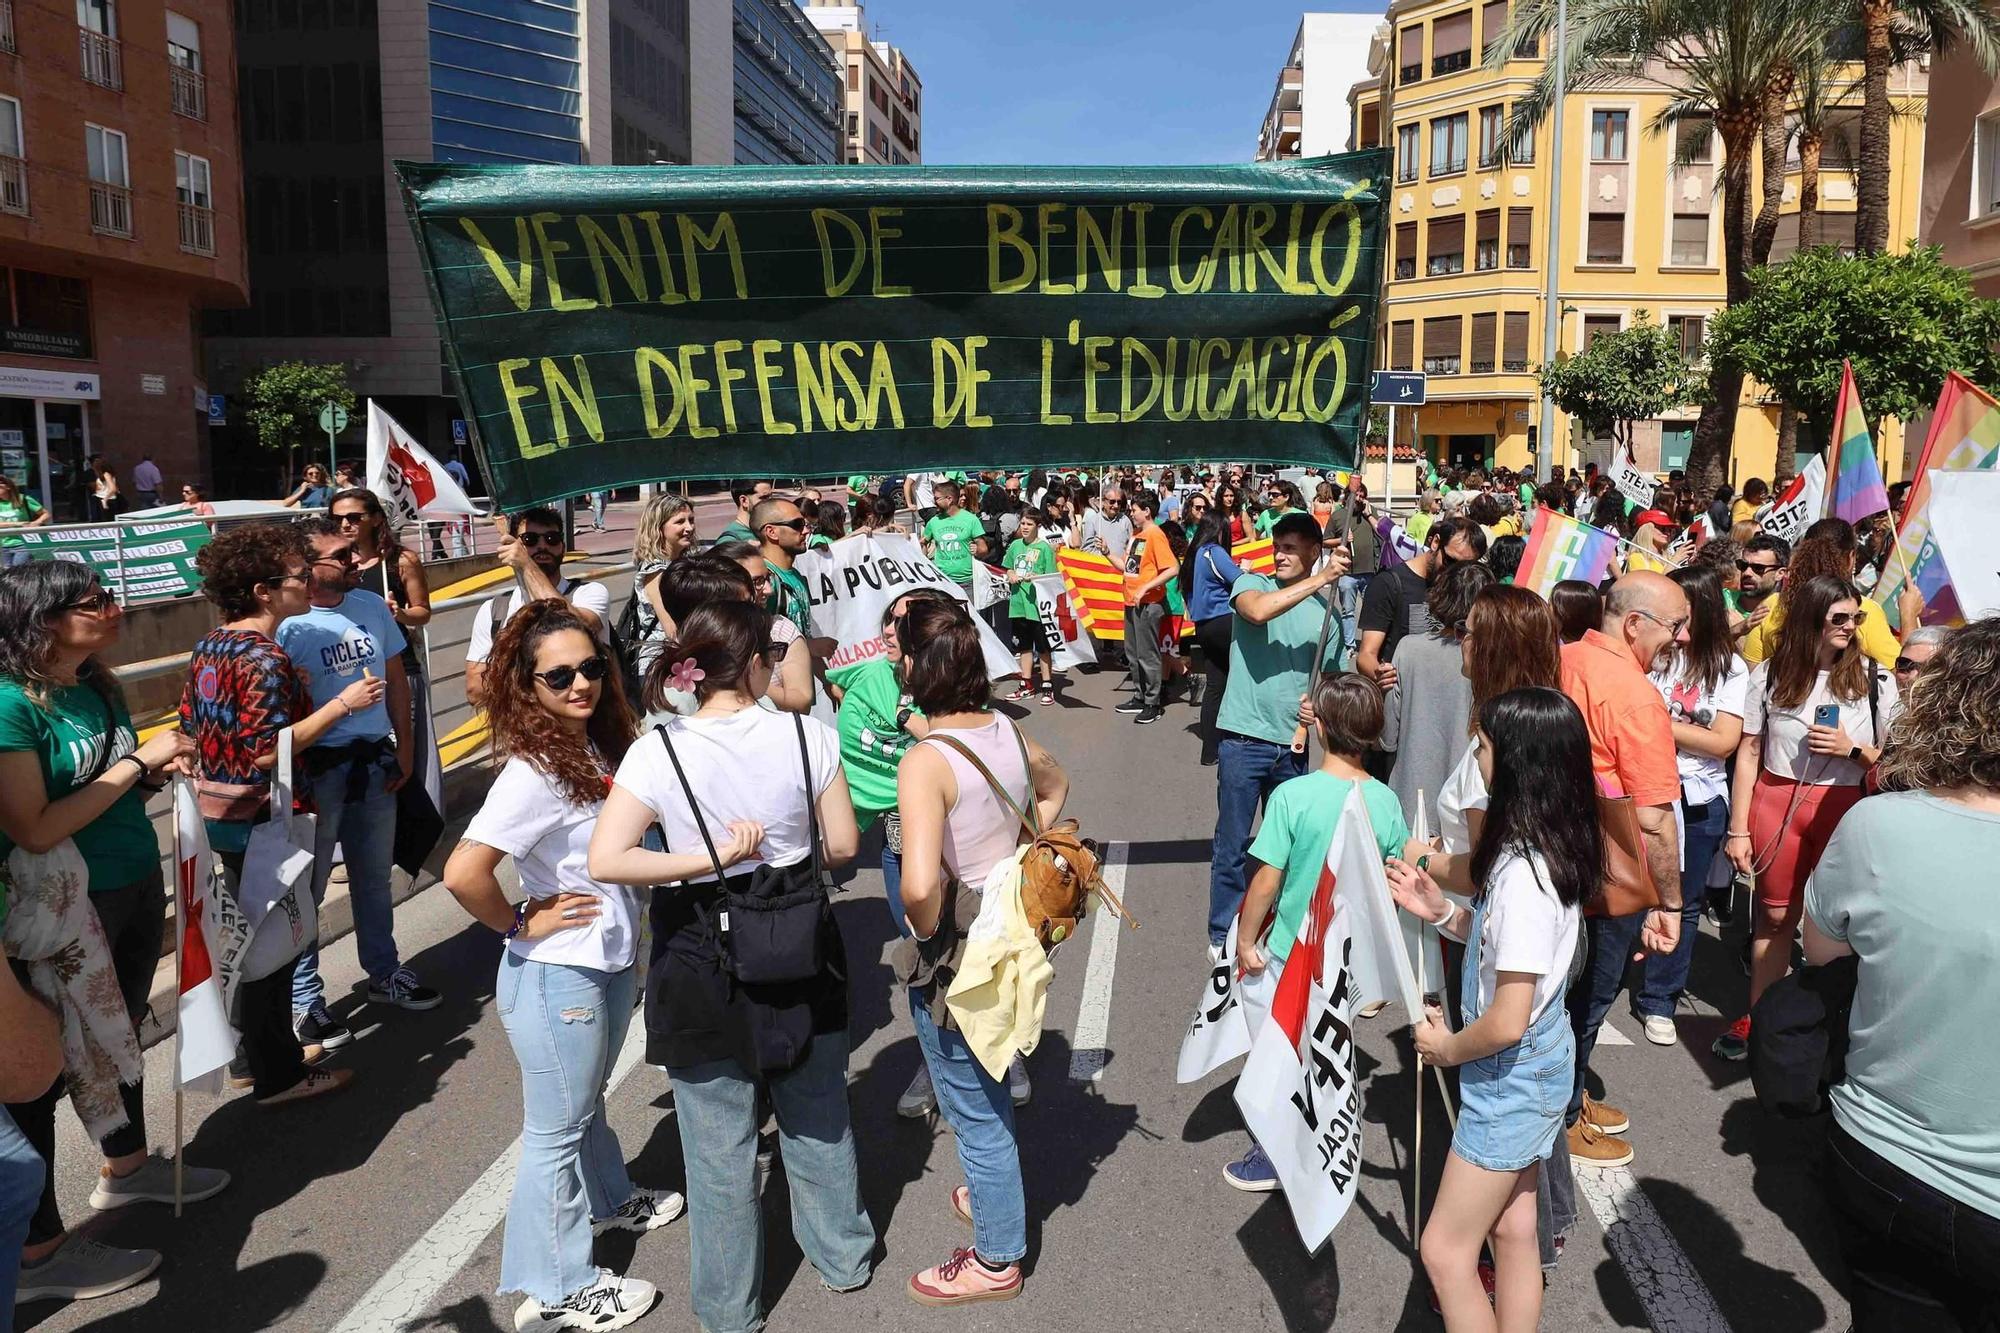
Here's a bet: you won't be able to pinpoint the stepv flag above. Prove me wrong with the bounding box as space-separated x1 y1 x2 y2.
365 401 479 533
1055 548 1126 640
1231 536 1276 576
1028 572 1097 670
1825 361 1891 524
1875 372 2000 627
971 560 1011 612
1760 454 1826 545
1177 917 1253 1083
173 779 234 1085
1515 506 1618 599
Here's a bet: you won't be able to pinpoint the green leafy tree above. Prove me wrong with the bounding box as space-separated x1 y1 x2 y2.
1705 244 2000 437
241 361 355 485
1538 313 1691 456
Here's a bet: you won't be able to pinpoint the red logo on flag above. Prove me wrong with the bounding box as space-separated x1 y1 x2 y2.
388 440 438 507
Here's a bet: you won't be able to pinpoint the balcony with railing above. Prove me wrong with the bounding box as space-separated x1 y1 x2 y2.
89 181 131 237
170 64 206 120
1432 49 1472 76
80 27 122 89
0 155 24 215
1 0 16 54
178 201 213 255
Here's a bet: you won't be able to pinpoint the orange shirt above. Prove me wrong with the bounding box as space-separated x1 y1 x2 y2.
1124 523 1176 605
1559 629 1681 809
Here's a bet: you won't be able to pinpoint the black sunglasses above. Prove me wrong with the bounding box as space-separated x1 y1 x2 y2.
332 511 368 526
1893 656 1922 673
533 656 608 691
1736 559 1780 573
517 531 564 547
63 588 116 615
764 517 809 532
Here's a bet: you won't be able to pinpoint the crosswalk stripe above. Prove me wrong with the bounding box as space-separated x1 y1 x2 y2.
1067 840 1129 1083
1571 1161 1732 1332
326 1016 650 1333
1598 1018 1634 1047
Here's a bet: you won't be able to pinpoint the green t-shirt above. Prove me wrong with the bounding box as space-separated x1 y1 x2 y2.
767 563 815 638
1248 771 1410 962
1253 506 1292 537
0 680 157 891
713 520 754 546
1216 572 1344 747
0 494 43 548
924 510 986 583
829 656 920 826
1002 538 1058 619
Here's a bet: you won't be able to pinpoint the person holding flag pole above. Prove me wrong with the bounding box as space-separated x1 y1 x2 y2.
1386 687 1596 1330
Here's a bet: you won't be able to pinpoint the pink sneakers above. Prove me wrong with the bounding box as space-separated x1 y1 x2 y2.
907 1247 1022 1306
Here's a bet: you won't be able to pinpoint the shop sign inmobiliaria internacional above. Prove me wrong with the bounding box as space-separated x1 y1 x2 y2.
396 156 1388 511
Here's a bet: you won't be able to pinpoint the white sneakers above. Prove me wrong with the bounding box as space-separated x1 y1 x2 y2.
513 1270 658 1330
1643 1014 1679 1046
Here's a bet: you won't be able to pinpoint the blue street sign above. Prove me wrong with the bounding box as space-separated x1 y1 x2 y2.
451 418 468 445
1371 371 1427 406
207 393 226 426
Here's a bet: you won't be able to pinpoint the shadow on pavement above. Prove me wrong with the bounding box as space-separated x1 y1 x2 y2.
1616 1173 1832 1333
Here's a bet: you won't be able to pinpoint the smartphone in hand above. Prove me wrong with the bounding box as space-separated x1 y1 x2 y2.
1812 703 1841 730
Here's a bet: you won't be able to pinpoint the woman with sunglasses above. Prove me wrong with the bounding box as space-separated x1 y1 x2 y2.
0 561 224 1305
180 482 216 517
589 600 872 1333
1716 575 1899 1061
328 488 432 638
444 600 680 1331
278 463 333 510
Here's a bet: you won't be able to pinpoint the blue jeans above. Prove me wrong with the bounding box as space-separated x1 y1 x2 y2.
1336 574 1371 670
668 1033 874 1333
908 989 1026 1264
496 953 637 1305
1208 735 1307 945
1565 908 1647 1125
1637 796 1729 1019
0 1107 42 1321
880 837 905 937
293 755 401 1013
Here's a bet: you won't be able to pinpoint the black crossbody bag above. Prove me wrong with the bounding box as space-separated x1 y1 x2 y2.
655 716 829 985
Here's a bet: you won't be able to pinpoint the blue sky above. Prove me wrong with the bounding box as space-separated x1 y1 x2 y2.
869 1 1383 166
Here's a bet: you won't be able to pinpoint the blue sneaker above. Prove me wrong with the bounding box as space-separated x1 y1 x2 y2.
1222 1143 1280 1193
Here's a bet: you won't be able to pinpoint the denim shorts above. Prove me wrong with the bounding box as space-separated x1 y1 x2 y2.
1454 999 1574 1172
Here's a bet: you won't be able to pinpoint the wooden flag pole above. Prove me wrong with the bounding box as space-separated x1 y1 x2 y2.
1289 558 1342 755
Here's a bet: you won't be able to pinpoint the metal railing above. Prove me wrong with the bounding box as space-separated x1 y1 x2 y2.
177 201 214 255
89 180 131 237
79 26 121 90
169 63 205 120
0 153 24 216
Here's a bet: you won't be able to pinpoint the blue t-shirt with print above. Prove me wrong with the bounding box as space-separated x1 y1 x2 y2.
277 590 406 746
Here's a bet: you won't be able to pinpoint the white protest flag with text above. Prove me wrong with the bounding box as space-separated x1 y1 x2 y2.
1760 454 1826 546
971 560 1011 612
1177 918 1252 1083
1926 470 2000 619
365 401 479 532
1029 572 1096 669
1611 442 1654 509
174 780 235 1087
1337 791 1429 1019
795 534 1017 679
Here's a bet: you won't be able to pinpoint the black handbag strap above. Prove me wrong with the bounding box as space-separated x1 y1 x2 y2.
794 712 826 885
653 714 825 885
654 723 730 886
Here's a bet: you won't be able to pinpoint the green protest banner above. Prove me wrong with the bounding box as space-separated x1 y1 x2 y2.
397 155 1388 513
10 517 211 602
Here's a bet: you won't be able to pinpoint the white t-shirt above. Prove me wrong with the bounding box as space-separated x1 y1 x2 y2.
1437 738 1489 855
467 577 613 664
464 758 642 972
1475 852 1580 1023
913 474 939 509
1743 662 1898 787
1651 653 1750 805
613 708 840 883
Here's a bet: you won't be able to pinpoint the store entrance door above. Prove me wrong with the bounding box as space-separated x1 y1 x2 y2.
42 402 87 520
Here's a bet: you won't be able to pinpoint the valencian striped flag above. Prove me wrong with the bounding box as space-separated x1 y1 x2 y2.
1826 361 1891 524
1055 548 1127 640
1875 372 2000 627
1517 506 1618 599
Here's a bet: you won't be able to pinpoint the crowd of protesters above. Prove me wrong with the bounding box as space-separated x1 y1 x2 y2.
0 456 1991 1333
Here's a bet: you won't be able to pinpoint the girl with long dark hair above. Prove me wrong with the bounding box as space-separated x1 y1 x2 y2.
1214 482 1250 546
1387 687 1596 1331
1717 574 1897 1060
1635 563 1747 1045
1180 511 1243 766
445 600 675 1330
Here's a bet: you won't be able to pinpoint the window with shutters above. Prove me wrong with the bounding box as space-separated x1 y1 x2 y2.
1395 221 1418 279
1818 212 1858 256
1398 123 1420 182
1583 313 1621 346
1469 312 1498 374
1426 215 1465 275
1391 320 1415 371
1585 212 1625 264
1431 112 1468 176
1481 0 1508 58
1668 314 1706 362
1669 212 1709 266
1505 207 1532 267
1360 103 1380 149
1400 25 1423 83
1674 115 1714 165
1475 209 1500 270
1432 11 1472 75
1590 109 1629 162
1503 311 1530 371
1478 105 1503 168
1507 107 1536 163
1423 316 1462 374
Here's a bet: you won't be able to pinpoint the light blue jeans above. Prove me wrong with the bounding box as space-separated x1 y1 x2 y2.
908 988 1026 1263
293 755 401 1013
668 1033 874 1333
496 952 637 1305
1336 573 1371 670
0 1106 41 1320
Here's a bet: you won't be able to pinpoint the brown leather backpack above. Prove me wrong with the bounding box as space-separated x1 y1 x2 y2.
929 729 1137 949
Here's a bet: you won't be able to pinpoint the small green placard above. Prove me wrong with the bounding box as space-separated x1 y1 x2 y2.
11 517 211 601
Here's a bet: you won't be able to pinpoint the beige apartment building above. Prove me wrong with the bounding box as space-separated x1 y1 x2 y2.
806 1 921 164
1919 43 2000 299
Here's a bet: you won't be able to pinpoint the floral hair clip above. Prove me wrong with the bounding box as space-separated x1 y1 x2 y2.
666 657 705 693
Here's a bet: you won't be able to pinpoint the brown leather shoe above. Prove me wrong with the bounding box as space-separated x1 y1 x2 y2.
1567 1118 1634 1169
1582 1092 1630 1135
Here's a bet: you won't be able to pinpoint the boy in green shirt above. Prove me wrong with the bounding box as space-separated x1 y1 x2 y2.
1001 508 1060 703
922 479 985 590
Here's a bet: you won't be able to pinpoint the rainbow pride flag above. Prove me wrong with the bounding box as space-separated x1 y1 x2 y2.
1876 372 2000 626
1825 361 1890 524
1517 506 1618 599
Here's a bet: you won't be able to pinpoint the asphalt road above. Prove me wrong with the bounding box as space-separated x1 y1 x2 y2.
25 537 1873 1333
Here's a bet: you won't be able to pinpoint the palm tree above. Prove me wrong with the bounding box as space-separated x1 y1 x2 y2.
1496 0 1825 491
1852 0 2000 253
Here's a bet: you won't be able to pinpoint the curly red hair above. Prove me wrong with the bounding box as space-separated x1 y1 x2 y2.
484 598 636 805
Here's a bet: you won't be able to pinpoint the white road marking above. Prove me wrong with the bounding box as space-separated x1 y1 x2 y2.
1572 1162 1733 1333
1598 1018 1633 1047
1067 840 1130 1083
328 1015 651 1333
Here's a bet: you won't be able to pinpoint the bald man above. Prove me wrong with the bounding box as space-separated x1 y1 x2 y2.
1557 570 1690 1169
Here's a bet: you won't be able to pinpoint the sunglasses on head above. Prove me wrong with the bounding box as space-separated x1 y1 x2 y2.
533 656 608 691
516 531 564 547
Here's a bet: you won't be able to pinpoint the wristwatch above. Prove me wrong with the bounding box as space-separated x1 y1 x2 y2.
894 706 914 732
1848 745 1864 762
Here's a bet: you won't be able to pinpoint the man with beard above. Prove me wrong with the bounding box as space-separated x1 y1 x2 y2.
1355 516 1486 690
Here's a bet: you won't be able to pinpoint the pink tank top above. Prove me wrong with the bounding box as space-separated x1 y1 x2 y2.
920 715 1032 886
